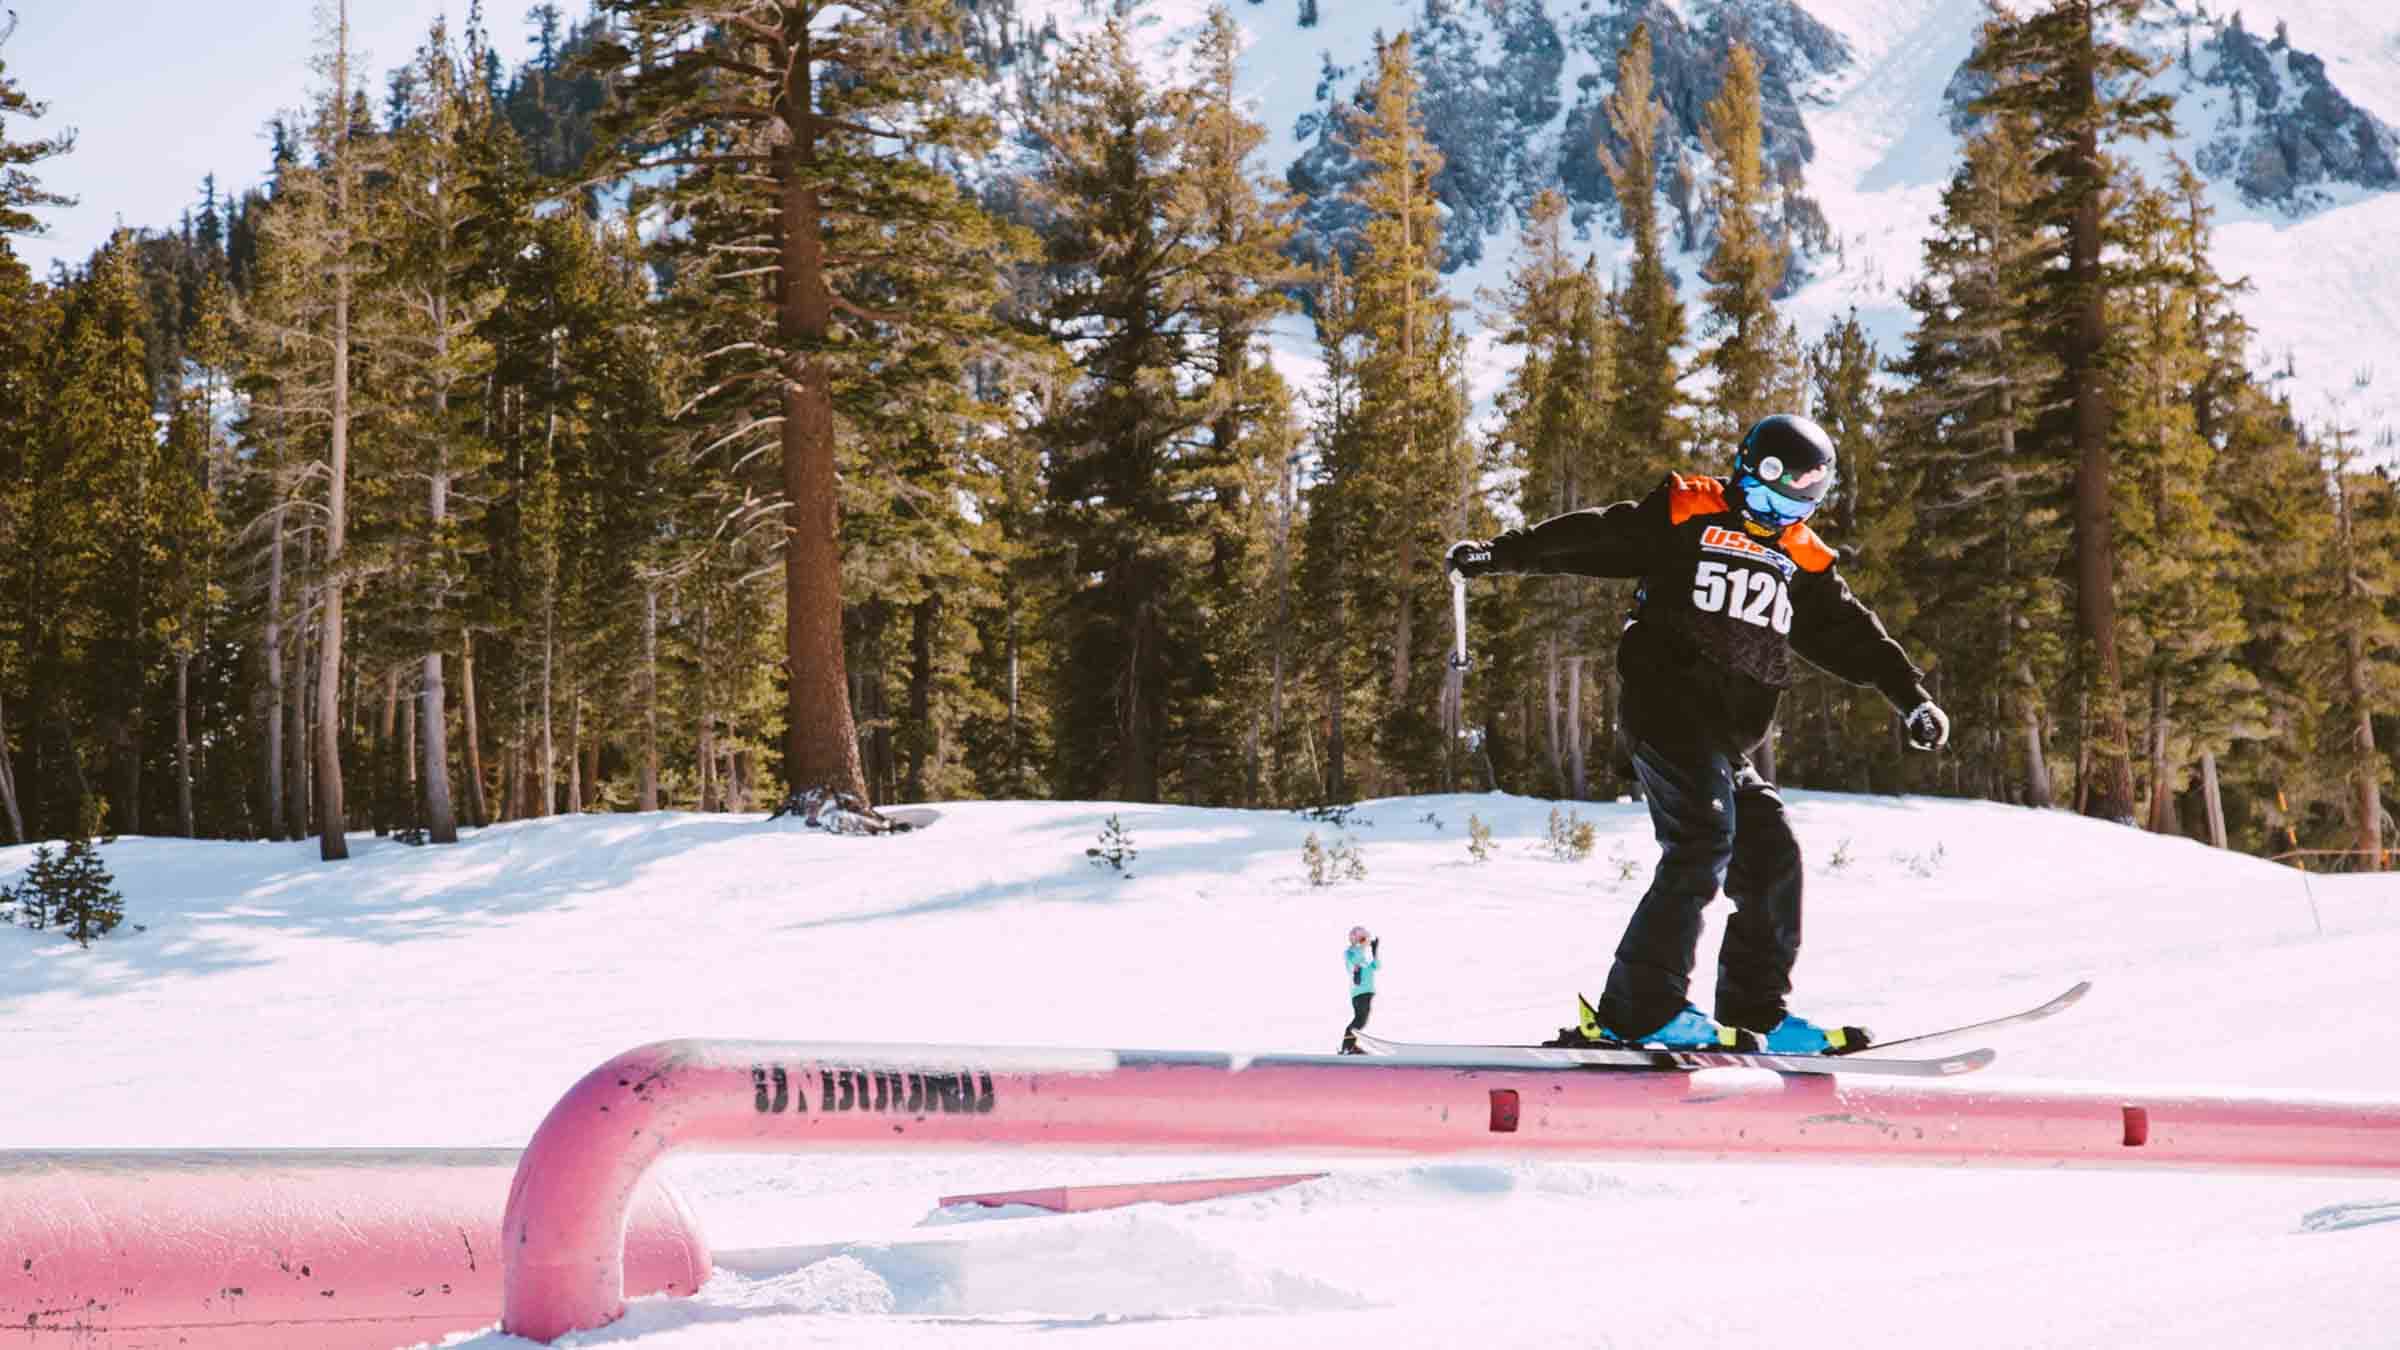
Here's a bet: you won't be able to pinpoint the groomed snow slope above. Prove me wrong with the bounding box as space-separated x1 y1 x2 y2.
3 793 2396 1348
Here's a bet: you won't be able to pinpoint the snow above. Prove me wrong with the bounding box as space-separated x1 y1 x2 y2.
5 790 2398 1347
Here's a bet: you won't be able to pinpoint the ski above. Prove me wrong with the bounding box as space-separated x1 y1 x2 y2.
1828 980 2093 1056
1351 1033 1994 1078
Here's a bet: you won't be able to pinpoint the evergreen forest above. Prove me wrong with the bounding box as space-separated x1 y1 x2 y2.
0 0 2391 868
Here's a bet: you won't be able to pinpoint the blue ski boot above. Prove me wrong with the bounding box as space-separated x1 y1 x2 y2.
1556 996 1761 1051
1752 1013 1873 1055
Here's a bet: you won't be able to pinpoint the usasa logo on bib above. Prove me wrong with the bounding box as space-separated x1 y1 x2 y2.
1700 524 1796 578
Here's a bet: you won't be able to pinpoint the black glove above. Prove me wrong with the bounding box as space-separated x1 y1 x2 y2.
1904 700 1950 751
1371 937 1380 956
1445 540 1496 579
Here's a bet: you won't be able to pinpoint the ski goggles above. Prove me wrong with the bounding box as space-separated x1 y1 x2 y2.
1737 472 1824 528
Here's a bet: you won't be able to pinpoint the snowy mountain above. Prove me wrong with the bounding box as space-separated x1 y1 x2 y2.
6 794 2397 1346
972 0 2400 447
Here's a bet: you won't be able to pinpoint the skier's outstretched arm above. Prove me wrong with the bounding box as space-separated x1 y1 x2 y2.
1447 483 1668 581
1789 564 1949 748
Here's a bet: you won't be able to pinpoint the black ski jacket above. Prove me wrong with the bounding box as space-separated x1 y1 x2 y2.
1484 473 1928 758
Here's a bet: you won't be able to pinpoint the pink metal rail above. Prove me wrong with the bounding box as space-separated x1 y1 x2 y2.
0 1148 708 1348
502 1039 2400 1342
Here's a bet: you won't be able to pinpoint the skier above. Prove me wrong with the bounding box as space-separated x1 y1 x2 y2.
1445 414 1949 1054
1339 925 1380 1054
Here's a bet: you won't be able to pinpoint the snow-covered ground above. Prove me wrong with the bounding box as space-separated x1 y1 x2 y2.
5 791 2397 1347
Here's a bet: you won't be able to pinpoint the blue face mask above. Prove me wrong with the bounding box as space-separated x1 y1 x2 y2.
1737 473 1822 528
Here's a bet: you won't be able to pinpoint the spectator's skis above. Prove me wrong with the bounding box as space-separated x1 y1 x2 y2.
1351 980 2090 1079
1350 1034 1992 1077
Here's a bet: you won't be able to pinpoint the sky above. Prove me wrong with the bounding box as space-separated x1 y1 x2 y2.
7 0 547 278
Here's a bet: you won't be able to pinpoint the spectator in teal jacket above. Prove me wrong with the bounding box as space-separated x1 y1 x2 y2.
1339 925 1380 1054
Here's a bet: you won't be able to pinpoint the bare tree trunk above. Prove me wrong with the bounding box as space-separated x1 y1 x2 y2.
419 649 455 841
540 609 556 817
420 331 459 842
2339 548 2383 867
2200 750 2227 849
778 42 869 802
905 596 936 802
2018 665 2053 809
1326 581 1347 801
287 577 310 837
1391 535 1415 706
496 737 513 825
1269 450 1294 793
514 684 533 820
1120 590 1157 801
2069 42 2135 823
1006 609 1023 791
2332 463 2385 868
566 690 582 814
639 583 659 811
265 511 287 839
460 630 487 827
172 651 196 836
378 667 400 836
315 0 354 862
1754 720 1777 786
2145 674 2176 834
1567 654 1589 799
1544 637 1564 792
0 689 24 842
402 682 418 823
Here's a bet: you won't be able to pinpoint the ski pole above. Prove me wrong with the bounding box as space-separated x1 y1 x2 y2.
1448 573 1471 673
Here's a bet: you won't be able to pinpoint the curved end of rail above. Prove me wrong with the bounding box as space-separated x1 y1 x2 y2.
503 1039 712 1342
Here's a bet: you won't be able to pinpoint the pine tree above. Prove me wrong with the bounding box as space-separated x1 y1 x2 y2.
1296 257 1364 800
157 395 223 838
2107 171 2255 837
1486 191 1615 795
2319 421 2400 865
1968 0 2175 822
1184 4 1300 803
0 262 42 840
29 234 155 838
1781 311 1915 793
373 17 500 843
1598 23 1686 464
0 49 74 241
1026 19 1213 801
2 796 123 944
1887 112 2068 806
1322 31 1468 792
54 796 124 947
588 0 1021 816
1696 44 1799 446
246 0 376 859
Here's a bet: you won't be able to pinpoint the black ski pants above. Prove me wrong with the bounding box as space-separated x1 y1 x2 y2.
1595 736 1803 1040
1340 992 1374 1052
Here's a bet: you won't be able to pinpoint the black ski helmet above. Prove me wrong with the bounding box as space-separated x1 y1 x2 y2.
1732 414 1837 529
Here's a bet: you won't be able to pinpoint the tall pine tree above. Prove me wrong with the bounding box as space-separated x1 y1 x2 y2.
589 0 1020 818
1968 0 2175 822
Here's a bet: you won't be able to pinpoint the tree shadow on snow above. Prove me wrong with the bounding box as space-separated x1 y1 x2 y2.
776 815 1286 933
0 813 783 1010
